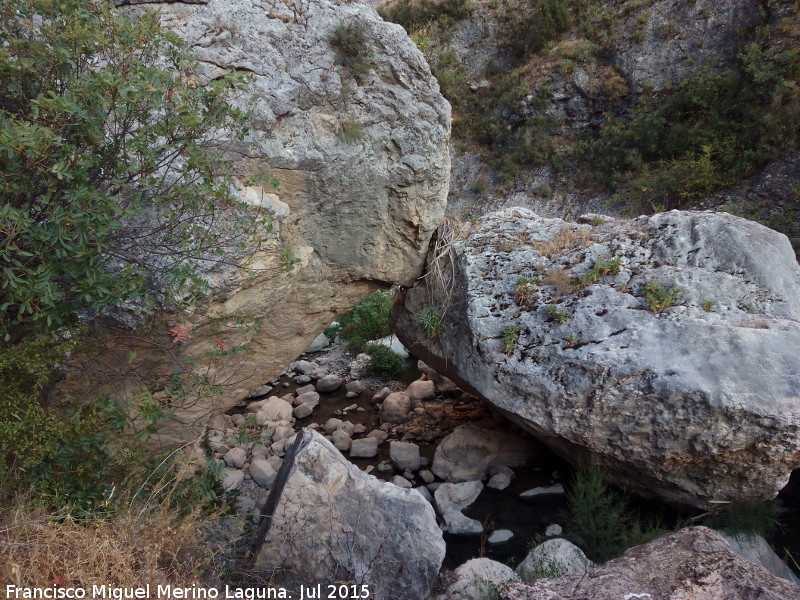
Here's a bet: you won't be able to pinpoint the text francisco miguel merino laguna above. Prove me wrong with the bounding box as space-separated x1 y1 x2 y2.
6 585 372 600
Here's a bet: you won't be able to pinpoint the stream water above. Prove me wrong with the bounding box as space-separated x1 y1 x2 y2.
238 350 800 579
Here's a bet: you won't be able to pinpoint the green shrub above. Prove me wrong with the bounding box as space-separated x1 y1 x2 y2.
641 280 680 314
566 468 667 563
337 290 393 354
502 0 571 60
0 0 270 340
418 306 444 339
378 0 472 33
364 343 405 378
339 118 366 142
331 21 373 75
707 499 780 540
514 277 539 305
579 38 800 212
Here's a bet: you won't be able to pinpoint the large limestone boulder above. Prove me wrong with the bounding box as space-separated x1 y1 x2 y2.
67 0 450 443
501 527 800 600
253 428 445 599
439 558 518 600
393 208 800 509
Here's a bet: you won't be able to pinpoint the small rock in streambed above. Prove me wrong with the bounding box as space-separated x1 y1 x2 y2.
488 530 513 545
520 484 564 500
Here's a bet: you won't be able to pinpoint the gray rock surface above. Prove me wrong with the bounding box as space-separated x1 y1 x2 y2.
80 0 450 445
435 481 484 535
316 374 342 393
394 208 800 509
254 429 445 599
349 437 379 458
516 538 593 580
432 421 531 482
380 391 412 424
389 441 421 472
250 457 278 489
502 527 800 600
439 558 517 600
720 531 800 585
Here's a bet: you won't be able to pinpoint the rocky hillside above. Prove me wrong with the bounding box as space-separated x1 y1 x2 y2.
379 0 799 243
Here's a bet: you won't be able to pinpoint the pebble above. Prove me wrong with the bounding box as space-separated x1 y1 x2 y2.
488 530 513 545
545 524 563 537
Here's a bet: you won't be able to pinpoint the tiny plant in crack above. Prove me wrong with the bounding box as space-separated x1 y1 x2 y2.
641 280 680 314
545 304 570 324
701 300 714 312
279 247 301 271
503 325 521 355
418 306 444 339
514 277 538 305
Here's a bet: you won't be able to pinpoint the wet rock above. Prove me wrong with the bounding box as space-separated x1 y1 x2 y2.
420 469 435 484
545 524 562 537
380 391 412 424
431 421 531 482
346 380 365 395
294 391 320 409
503 527 800 599
390 441 421 472
516 538 593 580
488 530 514 545
293 403 314 419
406 379 435 403
435 481 484 535
316 374 342 393
372 386 392 404
520 484 564 500
295 384 315 396
254 429 445 599
248 384 273 399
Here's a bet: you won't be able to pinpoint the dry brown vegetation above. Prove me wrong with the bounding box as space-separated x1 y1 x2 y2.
531 227 591 256
542 267 579 297
0 503 218 594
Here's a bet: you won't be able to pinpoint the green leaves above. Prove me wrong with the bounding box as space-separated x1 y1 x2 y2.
0 0 269 336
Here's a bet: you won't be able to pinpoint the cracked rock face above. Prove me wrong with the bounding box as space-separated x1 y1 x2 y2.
501 527 800 600
254 429 445 599
71 0 449 442
393 208 800 509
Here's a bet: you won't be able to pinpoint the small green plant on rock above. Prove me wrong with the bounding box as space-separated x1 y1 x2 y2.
545 304 570 324
641 280 680 314
701 300 714 312
339 118 366 142
279 247 302 272
503 325 521 355
419 306 444 339
514 277 539 305
336 290 393 354
364 343 404 378
330 21 373 75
